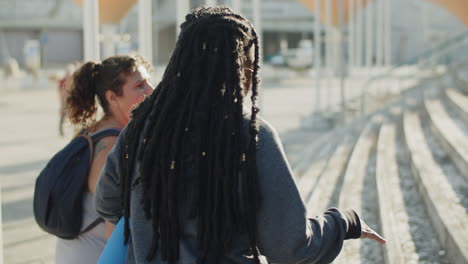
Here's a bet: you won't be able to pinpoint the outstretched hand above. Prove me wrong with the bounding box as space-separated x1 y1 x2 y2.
360 219 386 245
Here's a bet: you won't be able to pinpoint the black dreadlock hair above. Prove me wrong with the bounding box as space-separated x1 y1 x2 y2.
120 6 261 264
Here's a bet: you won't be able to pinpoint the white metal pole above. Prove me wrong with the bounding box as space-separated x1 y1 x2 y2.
314 0 322 112
384 0 392 66
332 28 340 76
325 0 332 110
252 0 262 62
206 0 216 7
139 0 153 64
176 0 190 38
365 0 373 68
325 0 332 71
231 0 241 13
421 1 429 45
154 18 159 67
356 0 363 68
252 0 261 38
376 0 384 67
101 24 117 59
252 0 263 109
338 0 346 121
348 0 355 69
83 0 100 61
0 31 9 60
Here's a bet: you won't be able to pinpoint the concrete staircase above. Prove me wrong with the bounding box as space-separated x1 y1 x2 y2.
293 86 468 264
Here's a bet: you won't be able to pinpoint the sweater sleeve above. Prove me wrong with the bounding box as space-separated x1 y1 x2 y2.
94 126 127 224
255 118 361 264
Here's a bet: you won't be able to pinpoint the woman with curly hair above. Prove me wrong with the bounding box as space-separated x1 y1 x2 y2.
56 55 154 264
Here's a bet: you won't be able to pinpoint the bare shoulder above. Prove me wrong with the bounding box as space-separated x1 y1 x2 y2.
93 136 119 158
88 135 120 192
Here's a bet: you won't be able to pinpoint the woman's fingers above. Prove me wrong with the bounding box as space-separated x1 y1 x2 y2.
362 229 387 244
360 220 387 245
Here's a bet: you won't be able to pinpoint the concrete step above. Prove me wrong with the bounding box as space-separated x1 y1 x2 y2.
333 118 384 264
296 144 332 203
376 121 450 263
445 88 468 128
419 102 468 212
305 134 355 217
424 95 468 181
403 112 468 264
376 122 408 264
288 130 338 178
453 74 468 94
295 129 343 200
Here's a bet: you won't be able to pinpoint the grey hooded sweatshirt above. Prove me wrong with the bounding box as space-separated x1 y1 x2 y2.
95 116 361 264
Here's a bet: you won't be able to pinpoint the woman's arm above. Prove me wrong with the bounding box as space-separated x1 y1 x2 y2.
254 118 362 264
87 134 120 239
88 136 118 193
94 127 127 224
105 222 116 239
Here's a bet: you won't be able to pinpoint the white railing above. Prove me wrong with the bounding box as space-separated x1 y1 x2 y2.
358 29 468 116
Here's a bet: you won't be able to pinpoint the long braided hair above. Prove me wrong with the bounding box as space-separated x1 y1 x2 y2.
121 7 261 263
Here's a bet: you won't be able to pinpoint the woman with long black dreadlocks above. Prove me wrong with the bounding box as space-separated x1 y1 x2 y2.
95 6 385 264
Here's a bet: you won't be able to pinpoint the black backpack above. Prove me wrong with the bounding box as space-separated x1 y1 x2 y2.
33 128 120 239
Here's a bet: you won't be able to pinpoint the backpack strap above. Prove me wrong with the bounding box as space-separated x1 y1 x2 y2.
80 217 105 235
91 128 121 143
81 133 95 168
78 128 121 167
78 128 121 235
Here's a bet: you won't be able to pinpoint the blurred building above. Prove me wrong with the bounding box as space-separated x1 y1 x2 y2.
0 0 465 68
0 0 83 67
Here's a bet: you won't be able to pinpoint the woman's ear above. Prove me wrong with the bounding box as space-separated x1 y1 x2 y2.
105 89 118 107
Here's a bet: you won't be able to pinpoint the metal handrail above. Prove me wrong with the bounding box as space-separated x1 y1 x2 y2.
359 29 468 115
366 29 468 84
